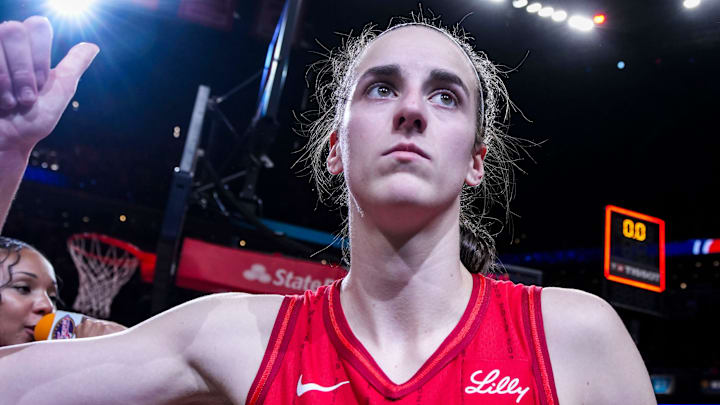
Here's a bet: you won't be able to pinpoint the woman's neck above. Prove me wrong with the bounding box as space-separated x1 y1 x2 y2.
340 199 474 350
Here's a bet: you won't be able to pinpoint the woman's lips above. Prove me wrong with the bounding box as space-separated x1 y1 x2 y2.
383 143 430 159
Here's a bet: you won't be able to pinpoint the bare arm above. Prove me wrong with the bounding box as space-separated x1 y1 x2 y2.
0 293 283 405
0 17 97 233
76 318 127 338
0 149 31 233
542 287 656 405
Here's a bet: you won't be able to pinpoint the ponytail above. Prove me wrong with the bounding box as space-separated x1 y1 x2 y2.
459 226 496 275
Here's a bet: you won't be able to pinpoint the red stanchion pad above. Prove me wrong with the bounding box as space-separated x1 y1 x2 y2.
141 238 346 295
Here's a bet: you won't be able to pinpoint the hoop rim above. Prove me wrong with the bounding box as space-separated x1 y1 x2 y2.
67 233 156 272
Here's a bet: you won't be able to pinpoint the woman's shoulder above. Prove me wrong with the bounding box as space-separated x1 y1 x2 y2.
156 292 288 401
539 287 655 404
129 292 287 362
540 287 627 356
167 292 287 340
157 292 286 323
130 292 287 371
540 287 619 333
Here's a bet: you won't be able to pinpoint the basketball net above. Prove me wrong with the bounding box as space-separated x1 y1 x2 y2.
67 234 140 319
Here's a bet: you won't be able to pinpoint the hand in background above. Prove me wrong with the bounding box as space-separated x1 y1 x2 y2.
76 318 127 338
0 16 99 154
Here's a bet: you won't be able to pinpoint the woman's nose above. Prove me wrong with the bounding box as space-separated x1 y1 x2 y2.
33 292 54 315
393 94 427 134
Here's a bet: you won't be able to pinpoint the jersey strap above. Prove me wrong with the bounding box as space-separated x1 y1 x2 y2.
246 294 303 405
523 285 561 405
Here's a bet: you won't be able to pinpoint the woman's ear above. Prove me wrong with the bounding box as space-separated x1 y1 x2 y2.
327 131 344 175
465 143 487 186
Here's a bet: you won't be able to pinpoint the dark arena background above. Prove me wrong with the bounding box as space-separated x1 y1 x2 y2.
2 0 719 402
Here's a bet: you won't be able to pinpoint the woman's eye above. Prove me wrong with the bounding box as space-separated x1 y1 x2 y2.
13 285 30 294
430 91 458 107
367 84 395 99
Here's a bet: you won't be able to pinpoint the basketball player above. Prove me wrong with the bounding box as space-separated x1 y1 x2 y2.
0 237 126 347
0 15 656 404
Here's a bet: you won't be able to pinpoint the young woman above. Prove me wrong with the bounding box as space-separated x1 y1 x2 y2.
0 15 656 405
0 237 126 346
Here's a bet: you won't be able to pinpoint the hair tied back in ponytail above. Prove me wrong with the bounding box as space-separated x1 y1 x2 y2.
460 226 502 275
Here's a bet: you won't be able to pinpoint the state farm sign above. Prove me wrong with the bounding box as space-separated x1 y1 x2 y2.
243 263 338 291
175 238 346 294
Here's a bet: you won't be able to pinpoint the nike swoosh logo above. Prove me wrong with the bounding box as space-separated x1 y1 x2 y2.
296 374 350 397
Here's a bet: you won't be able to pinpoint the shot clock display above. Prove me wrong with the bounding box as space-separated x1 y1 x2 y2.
604 205 666 292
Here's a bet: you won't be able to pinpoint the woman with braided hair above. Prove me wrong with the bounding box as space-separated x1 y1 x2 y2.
0 13 654 405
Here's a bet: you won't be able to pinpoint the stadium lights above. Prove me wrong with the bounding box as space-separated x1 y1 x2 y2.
538 6 554 17
46 0 96 16
551 10 567 22
568 15 594 31
526 2 542 13
683 0 701 8
505 0 597 34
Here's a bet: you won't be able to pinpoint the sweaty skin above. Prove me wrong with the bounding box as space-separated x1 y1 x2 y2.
0 18 655 405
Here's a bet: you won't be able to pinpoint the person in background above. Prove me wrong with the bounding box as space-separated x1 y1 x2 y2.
0 236 126 346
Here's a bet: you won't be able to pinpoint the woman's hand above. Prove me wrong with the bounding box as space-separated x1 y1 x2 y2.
0 17 99 155
76 318 127 338
0 16 99 232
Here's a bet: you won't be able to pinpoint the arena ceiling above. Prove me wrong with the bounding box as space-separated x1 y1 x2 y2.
2 0 718 252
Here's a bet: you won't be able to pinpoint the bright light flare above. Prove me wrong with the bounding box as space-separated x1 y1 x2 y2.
47 0 95 16
526 2 542 13
45 0 99 31
683 0 701 8
551 10 567 22
47 0 96 16
538 7 554 17
568 15 594 31
593 14 607 25
512 0 528 8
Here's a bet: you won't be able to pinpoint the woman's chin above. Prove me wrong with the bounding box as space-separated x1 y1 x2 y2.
372 181 432 204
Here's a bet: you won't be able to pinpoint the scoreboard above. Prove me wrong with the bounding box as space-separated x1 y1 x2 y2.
604 205 666 292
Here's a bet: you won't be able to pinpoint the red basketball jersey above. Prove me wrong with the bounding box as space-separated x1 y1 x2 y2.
246 273 560 404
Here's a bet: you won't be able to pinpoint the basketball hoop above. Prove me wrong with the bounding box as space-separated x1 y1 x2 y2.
66 233 155 319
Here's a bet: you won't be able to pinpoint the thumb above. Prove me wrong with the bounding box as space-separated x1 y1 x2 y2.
53 42 100 86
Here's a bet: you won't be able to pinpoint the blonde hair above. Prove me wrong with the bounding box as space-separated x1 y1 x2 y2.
298 11 530 272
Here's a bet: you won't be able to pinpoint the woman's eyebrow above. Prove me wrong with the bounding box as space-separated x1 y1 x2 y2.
13 271 58 292
357 65 470 99
358 64 401 82
428 69 470 98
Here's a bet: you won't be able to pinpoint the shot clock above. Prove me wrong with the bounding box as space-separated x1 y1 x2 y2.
604 205 666 292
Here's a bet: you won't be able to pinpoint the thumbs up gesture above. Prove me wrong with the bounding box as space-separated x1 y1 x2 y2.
0 16 99 154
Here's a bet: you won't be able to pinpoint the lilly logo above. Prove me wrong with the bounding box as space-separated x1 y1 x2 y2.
464 369 530 403
243 264 272 284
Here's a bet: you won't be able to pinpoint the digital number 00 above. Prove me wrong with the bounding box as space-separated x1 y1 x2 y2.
622 219 646 242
